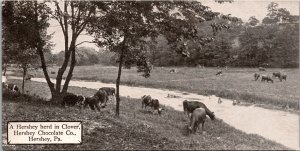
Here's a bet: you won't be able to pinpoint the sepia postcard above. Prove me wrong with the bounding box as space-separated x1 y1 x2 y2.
1 0 299 150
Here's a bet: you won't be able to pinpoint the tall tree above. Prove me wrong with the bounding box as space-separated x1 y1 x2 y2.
2 1 51 92
262 2 293 24
88 1 234 116
38 1 101 102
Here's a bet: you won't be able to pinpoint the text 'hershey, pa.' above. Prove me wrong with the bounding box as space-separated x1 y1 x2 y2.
7 122 82 144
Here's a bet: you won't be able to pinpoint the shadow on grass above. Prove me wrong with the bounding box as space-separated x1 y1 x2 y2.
2 80 291 150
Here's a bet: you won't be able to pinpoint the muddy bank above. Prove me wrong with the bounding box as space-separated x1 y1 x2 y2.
7 76 299 150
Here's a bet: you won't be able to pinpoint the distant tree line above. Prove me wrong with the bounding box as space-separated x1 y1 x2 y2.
43 2 298 68
146 2 299 68
47 47 117 66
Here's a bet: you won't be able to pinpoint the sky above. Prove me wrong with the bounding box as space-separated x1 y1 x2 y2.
48 0 299 54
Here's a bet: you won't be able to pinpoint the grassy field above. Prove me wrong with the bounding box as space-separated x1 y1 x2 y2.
23 65 300 110
2 79 289 150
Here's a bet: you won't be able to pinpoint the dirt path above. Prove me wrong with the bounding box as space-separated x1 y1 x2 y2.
8 76 299 150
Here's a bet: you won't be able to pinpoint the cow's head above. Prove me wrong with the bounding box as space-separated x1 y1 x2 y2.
158 107 164 115
2 83 8 89
13 85 19 92
77 95 86 106
210 112 216 120
183 100 188 113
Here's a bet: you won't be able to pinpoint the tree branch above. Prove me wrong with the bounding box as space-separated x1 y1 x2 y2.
54 2 65 35
75 7 94 38
75 41 97 47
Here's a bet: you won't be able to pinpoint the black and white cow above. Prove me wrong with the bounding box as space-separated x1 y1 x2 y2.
5 83 19 92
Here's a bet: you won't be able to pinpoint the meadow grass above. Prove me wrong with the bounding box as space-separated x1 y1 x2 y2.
25 65 300 110
2 80 289 150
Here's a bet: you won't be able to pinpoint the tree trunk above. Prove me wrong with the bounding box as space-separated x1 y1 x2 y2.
51 90 64 103
34 1 55 97
115 49 124 117
3 63 7 76
62 41 76 93
55 1 70 97
22 65 26 94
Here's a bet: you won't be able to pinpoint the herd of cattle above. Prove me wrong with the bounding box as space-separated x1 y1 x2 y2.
2 77 216 134
62 88 216 133
62 87 116 111
254 71 287 83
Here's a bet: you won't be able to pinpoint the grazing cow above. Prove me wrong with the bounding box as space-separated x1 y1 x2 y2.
216 70 223 76
183 100 215 120
99 87 115 102
259 67 266 71
62 92 86 108
151 99 164 115
280 74 287 81
261 75 273 83
7 84 19 92
169 69 176 73
142 95 152 109
272 72 281 79
83 95 103 111
141 95 164 115
254 73 260 81
94 89 108 107
188 108 207 133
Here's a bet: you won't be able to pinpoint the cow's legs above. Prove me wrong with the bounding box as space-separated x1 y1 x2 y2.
95 103 101 112
84 103 89 109
89 104 95 111
201 121 205 132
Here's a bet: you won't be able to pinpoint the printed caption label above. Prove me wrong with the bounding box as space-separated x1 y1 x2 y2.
7 122 82 144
